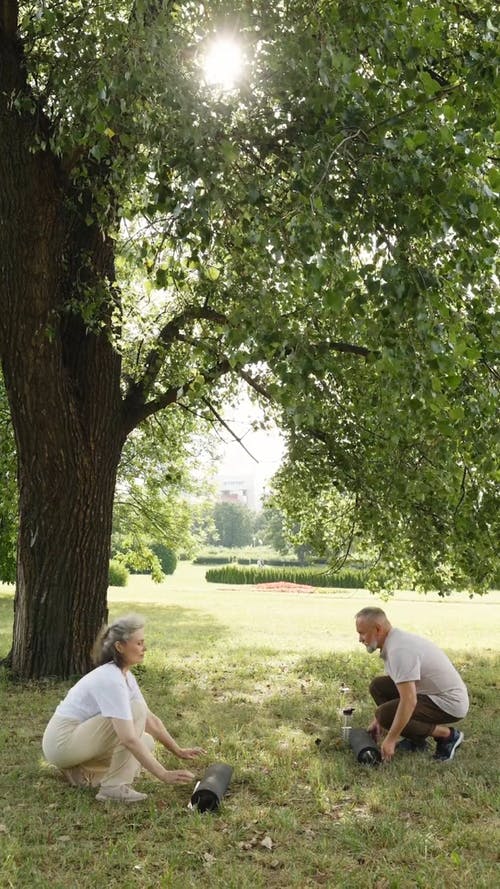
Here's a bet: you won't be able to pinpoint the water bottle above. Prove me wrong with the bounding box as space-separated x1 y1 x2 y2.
341 706 355 742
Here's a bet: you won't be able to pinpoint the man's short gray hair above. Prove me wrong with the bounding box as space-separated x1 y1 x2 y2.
355 607 388 623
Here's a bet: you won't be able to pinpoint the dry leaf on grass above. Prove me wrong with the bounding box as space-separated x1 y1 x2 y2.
203 852 216 867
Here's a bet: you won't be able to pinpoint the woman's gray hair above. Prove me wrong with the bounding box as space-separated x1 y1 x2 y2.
92 613 145 668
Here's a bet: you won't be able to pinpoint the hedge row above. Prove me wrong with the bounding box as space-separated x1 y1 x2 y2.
236 557 328 567
194 556 328 567
205 565 366 588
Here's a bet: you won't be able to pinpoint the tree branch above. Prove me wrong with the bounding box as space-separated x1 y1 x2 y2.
124 305 228 409
238 368 274 403
201 397 259 463
122 323 373 435
122 356 232 433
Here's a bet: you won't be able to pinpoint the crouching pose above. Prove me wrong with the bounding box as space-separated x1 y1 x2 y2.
43 613 205 802
355 607 469 763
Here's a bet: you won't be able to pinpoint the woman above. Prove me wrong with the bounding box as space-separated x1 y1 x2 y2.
42 613 205 803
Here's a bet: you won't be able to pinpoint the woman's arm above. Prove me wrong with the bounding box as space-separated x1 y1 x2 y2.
145 711 206 761
111 718 195 783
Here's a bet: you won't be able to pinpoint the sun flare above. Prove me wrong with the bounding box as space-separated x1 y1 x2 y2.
202 37 244 91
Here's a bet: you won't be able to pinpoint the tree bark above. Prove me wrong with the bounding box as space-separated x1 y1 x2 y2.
1 25 125 678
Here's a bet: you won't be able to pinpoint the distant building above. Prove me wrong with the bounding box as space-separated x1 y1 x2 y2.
217 473 257 511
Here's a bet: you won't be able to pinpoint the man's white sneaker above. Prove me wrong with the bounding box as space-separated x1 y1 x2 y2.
95 784 148 803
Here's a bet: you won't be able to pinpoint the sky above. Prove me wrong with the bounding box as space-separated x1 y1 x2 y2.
214 396 285 508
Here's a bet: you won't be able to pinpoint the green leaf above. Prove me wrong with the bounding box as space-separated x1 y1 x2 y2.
204 266 220 282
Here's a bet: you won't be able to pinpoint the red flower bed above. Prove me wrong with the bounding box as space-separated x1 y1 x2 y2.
255 581 316 592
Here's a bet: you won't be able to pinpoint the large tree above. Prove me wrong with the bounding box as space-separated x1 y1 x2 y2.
1 1 498 677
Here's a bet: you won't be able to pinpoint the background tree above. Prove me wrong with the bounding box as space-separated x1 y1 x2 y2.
1 1 498 677
210 501 255 549
111 409 217 574
253 507 288 555
256 505 311 566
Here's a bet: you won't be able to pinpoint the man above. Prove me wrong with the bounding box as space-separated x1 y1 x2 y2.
355 607 469 763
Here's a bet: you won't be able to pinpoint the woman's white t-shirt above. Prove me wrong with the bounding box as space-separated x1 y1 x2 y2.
55 662 146 722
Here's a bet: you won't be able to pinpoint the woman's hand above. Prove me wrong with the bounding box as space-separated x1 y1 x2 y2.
176 746 207 760
163 768 196 784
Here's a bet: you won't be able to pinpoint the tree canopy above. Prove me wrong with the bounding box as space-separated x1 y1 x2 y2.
0 0 498 675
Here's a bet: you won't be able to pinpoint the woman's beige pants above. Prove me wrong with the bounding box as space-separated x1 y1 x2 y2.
42 700 154 788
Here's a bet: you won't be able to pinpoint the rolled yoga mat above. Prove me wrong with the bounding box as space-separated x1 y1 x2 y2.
190 762 233 812
349 728 382 765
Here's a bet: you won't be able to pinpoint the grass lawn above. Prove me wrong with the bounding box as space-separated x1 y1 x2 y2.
0 564 499 888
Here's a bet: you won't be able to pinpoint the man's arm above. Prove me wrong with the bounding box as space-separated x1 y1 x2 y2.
381 680 417 762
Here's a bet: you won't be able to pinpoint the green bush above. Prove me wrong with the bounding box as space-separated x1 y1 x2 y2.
150 543 177 575
205 564 366 589
237 557 328 567
108 559 129 587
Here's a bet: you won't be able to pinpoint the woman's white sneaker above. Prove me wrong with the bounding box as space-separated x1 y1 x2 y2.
95 785 148 803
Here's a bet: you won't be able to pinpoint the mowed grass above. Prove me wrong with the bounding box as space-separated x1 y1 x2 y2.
0 564 499 889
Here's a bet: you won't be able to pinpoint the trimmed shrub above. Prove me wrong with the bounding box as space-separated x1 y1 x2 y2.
150 543 177 575
195 555 328 567
205 564 366 589
108 559 129 587
236 557 328 567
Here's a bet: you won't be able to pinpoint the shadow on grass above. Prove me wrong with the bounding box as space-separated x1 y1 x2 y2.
109 600 229 653
0 594 230 667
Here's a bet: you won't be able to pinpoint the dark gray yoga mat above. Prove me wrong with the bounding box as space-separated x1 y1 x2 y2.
190 762 233 812
349 728 382 765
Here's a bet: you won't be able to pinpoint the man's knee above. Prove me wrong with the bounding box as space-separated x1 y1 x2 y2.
369 676 387 702
369 675 399 706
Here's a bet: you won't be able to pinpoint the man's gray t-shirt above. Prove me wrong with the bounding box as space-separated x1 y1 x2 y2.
381 628 469 717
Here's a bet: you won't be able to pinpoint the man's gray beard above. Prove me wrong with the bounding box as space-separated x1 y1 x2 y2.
365 643 378 653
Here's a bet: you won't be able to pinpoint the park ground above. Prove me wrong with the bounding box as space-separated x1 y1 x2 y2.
0 563 499 888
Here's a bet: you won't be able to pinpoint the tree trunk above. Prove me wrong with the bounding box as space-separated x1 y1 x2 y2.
11 420 123 678
1 25 125 678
